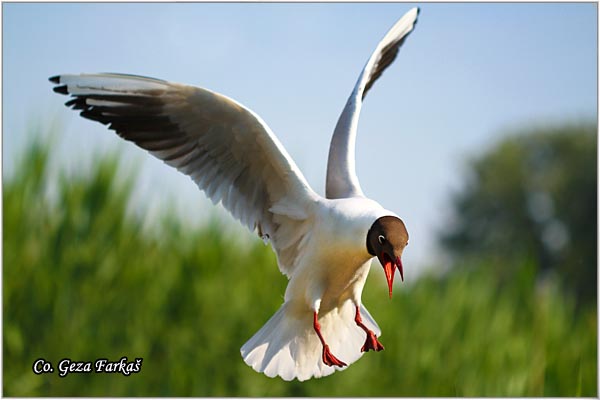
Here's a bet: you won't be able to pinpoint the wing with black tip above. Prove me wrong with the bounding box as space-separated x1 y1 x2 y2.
50 73 319 277
325 8 419 199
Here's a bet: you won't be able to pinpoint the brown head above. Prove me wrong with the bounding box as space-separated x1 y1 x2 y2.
366 216 409 298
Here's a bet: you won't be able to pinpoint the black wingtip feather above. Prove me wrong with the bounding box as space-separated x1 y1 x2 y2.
53 85 69 95
49 75 61 84
65 98 87 110
80 110 110 125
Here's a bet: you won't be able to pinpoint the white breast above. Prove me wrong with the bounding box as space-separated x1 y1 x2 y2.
284 197 395 309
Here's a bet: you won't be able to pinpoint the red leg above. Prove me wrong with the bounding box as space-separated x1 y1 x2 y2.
313 312 347 367
355 306 384 352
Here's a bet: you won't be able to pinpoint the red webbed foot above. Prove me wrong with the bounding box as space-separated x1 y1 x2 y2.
322 344 348 367
314 311 347 367
361 330 384 352
354 305 385 353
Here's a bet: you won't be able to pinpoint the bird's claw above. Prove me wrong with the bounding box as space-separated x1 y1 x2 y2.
322 344 347 367
361 331 384 352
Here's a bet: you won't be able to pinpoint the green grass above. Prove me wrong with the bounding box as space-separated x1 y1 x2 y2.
3 138 597 396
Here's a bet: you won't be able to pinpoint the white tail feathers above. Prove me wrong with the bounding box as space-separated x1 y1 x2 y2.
241 300 381 381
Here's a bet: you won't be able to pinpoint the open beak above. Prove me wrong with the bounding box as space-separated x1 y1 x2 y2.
381 253 404 298
397 256 404 283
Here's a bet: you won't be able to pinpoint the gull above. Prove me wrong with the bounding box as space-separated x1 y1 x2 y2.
49 7 419 381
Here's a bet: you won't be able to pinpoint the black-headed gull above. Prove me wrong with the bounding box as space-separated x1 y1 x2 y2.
49 7 418 381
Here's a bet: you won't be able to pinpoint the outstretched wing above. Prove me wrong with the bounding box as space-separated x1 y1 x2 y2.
50 73 319 277
325 8 420 199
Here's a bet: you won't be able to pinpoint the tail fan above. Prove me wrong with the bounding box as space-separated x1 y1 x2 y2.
241 300 381 381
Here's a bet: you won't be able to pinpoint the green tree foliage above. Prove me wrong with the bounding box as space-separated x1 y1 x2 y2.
440 124 597 307
3 135 596 396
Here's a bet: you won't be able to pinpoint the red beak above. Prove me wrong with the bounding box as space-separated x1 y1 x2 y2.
397 256 404 283
381 253 404 298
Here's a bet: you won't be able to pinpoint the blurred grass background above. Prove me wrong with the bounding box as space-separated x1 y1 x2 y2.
3 123 597 396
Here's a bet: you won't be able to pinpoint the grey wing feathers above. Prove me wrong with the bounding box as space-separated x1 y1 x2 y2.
361 7 420 100
325 8 419 199
50 73 317 276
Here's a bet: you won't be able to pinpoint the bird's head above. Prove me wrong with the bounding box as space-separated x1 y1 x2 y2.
366 216 409 298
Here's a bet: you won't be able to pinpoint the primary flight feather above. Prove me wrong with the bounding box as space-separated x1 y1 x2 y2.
50 7 419 381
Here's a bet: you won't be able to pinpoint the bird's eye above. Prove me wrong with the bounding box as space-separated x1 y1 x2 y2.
378 235 386 245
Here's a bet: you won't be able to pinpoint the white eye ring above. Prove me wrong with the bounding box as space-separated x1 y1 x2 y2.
378 235 386 245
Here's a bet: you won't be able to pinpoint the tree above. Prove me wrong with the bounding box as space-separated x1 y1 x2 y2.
439 123 597 307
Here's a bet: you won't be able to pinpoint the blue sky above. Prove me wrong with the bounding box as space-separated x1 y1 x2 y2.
3 2 597 272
